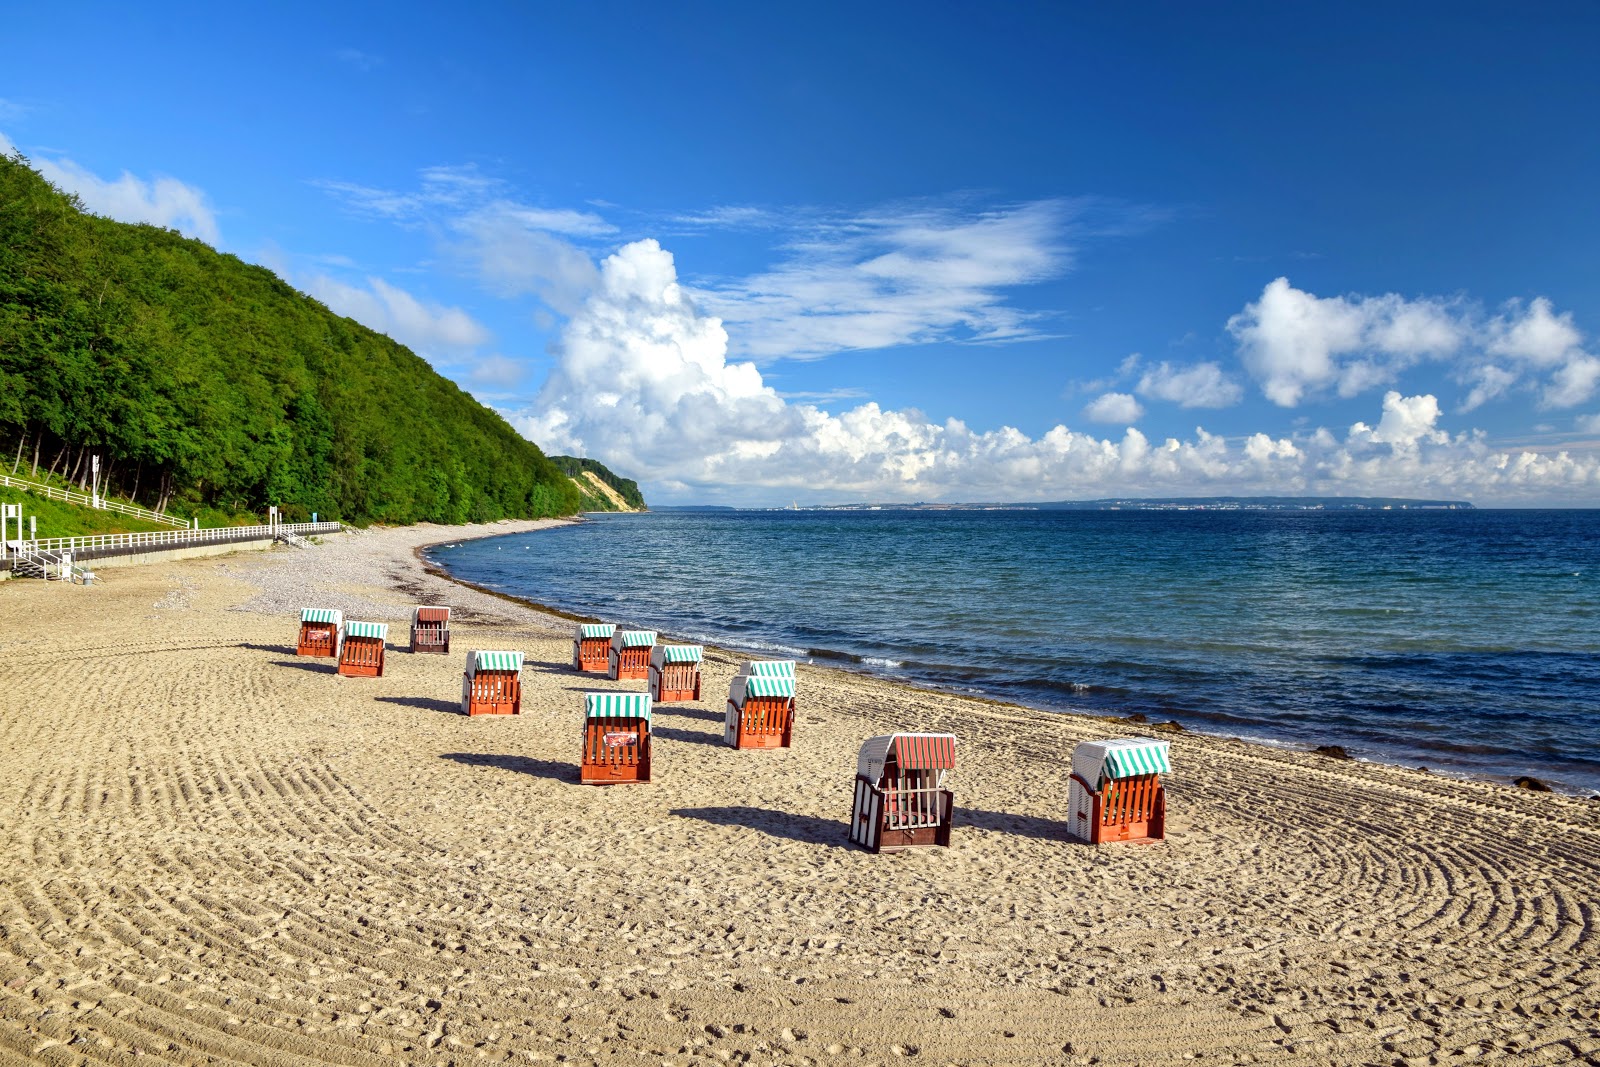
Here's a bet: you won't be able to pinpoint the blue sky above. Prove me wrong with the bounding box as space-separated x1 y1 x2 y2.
5 3 1599 504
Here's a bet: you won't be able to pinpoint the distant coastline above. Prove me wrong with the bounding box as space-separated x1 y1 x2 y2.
656 495 1476 512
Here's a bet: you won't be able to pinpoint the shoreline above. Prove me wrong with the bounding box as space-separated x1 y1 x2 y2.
420 520 1597 799
3 522 1597 1065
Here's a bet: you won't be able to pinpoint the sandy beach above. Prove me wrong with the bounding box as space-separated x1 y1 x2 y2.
1 523 1597 1067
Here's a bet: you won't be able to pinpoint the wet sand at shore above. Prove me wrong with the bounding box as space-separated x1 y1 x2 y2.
1 521 1597 1066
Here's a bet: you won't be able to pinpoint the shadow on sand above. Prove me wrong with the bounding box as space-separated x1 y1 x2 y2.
377 695 463 715
670 805 854 850
439 752 576 783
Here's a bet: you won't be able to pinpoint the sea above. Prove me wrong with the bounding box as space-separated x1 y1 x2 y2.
428 508 1600 794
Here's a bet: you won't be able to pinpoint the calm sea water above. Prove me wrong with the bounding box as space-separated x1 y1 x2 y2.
430 509 1600 793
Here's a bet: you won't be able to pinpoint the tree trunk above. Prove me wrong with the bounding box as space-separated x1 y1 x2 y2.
131 461 143 506
31 430 41 477
47 444 66 480
69 448 86 488
9 432 22 475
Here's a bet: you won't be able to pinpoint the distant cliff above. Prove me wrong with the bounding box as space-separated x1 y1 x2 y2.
0 153 581 525
550 456 647 512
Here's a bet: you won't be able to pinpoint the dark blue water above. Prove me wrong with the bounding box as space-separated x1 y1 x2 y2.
430 509 1600 793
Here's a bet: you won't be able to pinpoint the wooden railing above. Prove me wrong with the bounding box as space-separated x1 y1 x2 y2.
0 473 191 527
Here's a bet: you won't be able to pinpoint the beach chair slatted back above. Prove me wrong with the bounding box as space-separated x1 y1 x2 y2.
724 674 795 749
580 692 652 784
649 644 703 703
297 609 342 657
608 630 657 681
849 733 956 852
462 650 524 716
338 621 388 678
573 623 616 673
411 606 451 655
1068 738 1171 845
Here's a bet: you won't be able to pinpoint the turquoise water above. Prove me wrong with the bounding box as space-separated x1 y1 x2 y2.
430 509 1600 793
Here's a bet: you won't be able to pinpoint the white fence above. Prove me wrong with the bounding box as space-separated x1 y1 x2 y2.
4 521 343 563
0 472 191 528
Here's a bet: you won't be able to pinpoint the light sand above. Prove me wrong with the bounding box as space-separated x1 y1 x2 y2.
1 522 1597 1066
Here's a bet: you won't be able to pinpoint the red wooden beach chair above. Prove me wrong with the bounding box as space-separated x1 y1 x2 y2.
850 733 956 852
572 623 615 673
337 621 388 678
297 609 342 657
411 606 451 654
608 630 657 681
580 692 652 784
724 662 796 749
649 644 703 703
461 650 523 716
1068 738 1170 845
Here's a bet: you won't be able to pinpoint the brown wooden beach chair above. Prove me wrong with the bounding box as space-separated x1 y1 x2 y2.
411 606 451 654
849 733 956 852
608 629 657 681
649 644 703 703
572 623 615 673
724 660 796 749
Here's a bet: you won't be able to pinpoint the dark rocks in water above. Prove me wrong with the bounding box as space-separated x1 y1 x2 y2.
1417 766 1430 773
1154 720 1185 732
1513 775 1552 792
1126 712 1149 723
1313 745 1353 760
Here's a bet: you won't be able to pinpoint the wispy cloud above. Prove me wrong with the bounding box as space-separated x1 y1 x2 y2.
334 48 383 72
0 99 28 121
0 130 220 244
306 274 491 352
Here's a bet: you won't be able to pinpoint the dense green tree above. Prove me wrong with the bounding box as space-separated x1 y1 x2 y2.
0 153 607 523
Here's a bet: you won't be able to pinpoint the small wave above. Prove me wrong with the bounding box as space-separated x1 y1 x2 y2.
862 656 905 669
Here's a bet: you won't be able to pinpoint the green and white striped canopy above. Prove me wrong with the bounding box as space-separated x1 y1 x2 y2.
614 630 657 648
737 676 794 699
345 620 388 640
469 650 524 672
1101 738 1172 779
584 692 652 721
740 660 795 679
301 608 341 624
577 623 615 639
654 644 703 664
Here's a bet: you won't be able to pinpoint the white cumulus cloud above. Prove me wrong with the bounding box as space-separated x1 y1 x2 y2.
1 130 220 244
1083 392 1144 424
515 241 1600 505
1135 360 1243 408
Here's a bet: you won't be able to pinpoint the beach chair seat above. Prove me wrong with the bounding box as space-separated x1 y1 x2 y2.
411 606 451 654
337 621 388 678
580 692 652 784
649 644 703 703
1068 738 1170 845
297 609 342 657
850 733 956 852
608 629 657 681
573 623 615 673
724 672 795 749
461 650 523 716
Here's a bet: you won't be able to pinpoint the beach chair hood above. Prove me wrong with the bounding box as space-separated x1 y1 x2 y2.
737 659 796 680
413 606 451 624
576 623 615 640
344 620 388 641
856 733 956 783
729 675 795 703
301 608 342 625
1072 738 1172 789
584 691 653 723
465 650 524 680
611 629 658 650
650 644 704 668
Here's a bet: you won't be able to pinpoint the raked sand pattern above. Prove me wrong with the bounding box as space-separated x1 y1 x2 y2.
1 523 1598 1066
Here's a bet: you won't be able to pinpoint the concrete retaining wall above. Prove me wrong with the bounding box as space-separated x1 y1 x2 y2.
79 537 278 570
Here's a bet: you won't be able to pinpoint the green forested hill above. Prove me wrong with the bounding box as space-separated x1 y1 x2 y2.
0 153 590 525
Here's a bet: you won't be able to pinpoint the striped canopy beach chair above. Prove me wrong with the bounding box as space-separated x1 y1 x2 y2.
580 692 652 784
850 733 956 852
572 623 615 673
411 606 451 654
461 650 524 716
297 609 342 657
1068 738 1171 845
649 644 703 703
337 621 388 678
724 666 796 749
608 629 658 681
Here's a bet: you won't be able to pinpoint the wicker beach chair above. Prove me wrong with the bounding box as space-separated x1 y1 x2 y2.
649 644 703 703
297 609 342 657
461 650 523 716
572 623 615 673
411 606 451 654
1068 738 1170 845
849 733 956 852
724 660 796 749
608 630 657 681
337 621 388 678
580 692 652 784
